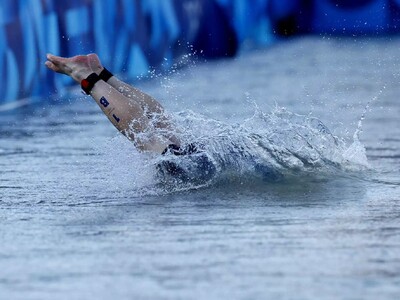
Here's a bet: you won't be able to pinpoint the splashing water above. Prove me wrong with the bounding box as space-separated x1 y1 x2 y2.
174 106 369 177
92 104 370 194
342 86 385 170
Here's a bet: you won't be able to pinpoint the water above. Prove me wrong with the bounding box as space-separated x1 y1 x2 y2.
1 37 399 299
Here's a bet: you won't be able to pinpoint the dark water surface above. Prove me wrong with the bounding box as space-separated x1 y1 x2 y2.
1 37 399 299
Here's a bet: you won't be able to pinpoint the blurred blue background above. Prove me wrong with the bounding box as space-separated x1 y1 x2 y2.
1 3 400 299
1 0 400 108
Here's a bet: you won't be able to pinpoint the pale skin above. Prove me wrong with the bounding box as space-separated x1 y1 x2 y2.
45 53 180 153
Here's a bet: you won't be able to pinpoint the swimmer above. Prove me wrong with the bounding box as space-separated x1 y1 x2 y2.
45 53 180 154
45 53 217 183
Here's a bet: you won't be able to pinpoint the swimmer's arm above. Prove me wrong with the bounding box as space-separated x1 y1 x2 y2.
106 75 165 116
90 81 170 153
104 74 181 145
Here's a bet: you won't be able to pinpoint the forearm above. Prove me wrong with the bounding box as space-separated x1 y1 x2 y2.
105 75 181 145
106 76 165 116
45 53 178 153
91 81 146 137
90 81 172 153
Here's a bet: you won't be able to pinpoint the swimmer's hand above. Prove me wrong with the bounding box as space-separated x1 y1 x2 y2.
45 53 93 83
87 53 104 75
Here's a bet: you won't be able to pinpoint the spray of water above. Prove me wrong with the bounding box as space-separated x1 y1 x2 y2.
85 102 372 195
82 49 375 194
343 86 385 169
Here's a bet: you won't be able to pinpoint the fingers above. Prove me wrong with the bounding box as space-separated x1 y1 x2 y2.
45 54 91 79
45 60 64 74
46 53 57 63
47 53 61 61
46 53 68 66
46 53 70 74
45 60 56 70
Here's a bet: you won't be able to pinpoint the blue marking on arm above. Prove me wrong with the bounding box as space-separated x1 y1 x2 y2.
100 96 109 107
112 114 120 123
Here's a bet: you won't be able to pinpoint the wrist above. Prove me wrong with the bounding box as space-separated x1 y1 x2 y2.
72 69 93 83
81 73 101 94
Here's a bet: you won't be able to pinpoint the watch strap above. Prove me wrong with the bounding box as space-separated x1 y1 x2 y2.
99 67 113 82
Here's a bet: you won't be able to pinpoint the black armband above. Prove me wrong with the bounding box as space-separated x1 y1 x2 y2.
99 67 113 82
81 73 101 95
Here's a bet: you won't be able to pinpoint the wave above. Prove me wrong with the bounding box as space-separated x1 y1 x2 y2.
140 106 370 191
85 104 371 197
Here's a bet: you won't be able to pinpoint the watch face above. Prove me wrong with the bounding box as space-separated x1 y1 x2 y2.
81 79 92 94
81 79 90 89
81 74 99 94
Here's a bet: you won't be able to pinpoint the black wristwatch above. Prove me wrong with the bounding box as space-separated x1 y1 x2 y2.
81 73 101 95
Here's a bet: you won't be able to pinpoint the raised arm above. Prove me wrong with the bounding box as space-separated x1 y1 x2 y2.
88 54 165 118
45 54 179 153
